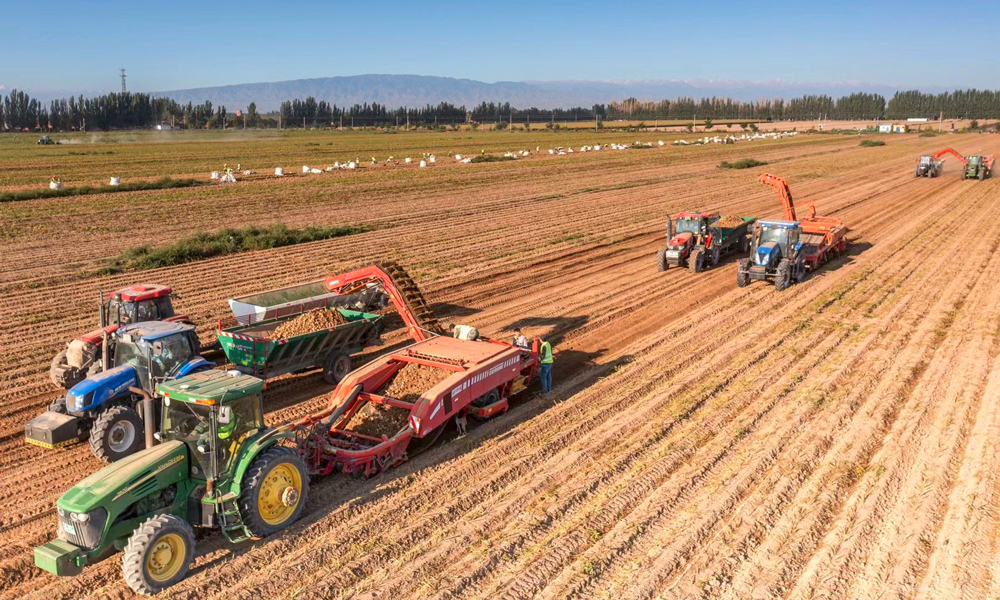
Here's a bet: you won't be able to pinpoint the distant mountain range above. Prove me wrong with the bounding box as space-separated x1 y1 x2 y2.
25 75 949 111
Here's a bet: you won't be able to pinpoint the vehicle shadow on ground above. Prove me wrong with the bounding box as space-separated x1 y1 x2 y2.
808 241 873 279
431 301 482 320
189 349 634 578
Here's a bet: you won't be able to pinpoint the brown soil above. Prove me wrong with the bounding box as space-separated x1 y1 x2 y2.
381 363 452 403
268 308 348 339
4 133 1000 600
715 214 747 228
346 364 452 439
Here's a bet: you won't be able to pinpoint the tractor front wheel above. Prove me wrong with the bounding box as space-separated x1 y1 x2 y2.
239 446 309 537
656 248 668 272
736 259 751 288
774 259 793 292
90 405 144 462
122 514 196 595
322 351 353 384
689 249 705 273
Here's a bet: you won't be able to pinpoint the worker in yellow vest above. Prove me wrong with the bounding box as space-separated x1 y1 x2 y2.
539 337 553 393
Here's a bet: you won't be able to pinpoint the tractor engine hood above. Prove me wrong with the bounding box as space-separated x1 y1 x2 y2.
754 241 782 267
66 364 139 412
58 441 189 514
667 231 694 248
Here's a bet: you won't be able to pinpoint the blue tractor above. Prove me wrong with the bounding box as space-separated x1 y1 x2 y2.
26 321 213 462
736 220 808 291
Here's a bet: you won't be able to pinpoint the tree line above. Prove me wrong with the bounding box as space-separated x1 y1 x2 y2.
2 88 998 131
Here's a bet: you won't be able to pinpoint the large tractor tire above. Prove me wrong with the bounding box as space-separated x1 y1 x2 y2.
122 514 196 595
90 405 145 462
736 258 751 288
979 168 986 181
238 446 309 537
322 351 352 384
656 248 668 272
774 259 793 292
689 249 705 273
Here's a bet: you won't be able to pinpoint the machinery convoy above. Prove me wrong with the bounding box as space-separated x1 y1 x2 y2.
918 148 995 180
35 262 541 594
29 145 988 594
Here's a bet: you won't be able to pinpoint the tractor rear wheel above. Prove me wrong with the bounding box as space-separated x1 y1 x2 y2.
239 446 309 537
122 514 196 595
689 249 705 273
736 259 751 288
90 405 144 462
979 168 986 181
774 259 793 292
322 351 352 384
50 350 84 390
656 248 668 272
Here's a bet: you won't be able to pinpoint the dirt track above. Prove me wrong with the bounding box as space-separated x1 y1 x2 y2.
2 132 1000 598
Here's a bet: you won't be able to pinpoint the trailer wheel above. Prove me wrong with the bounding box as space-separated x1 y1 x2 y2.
710 247 721 266
739 235 750 253
239 446 309 537
322 352 353 384
90 405 145 463
736 259 751 288
656 248 668 272
774 260 793 292
689 249 705 273
122 514 196 595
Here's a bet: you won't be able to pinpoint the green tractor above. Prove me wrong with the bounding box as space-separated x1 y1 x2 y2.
34 370 309 595
964 154 994 180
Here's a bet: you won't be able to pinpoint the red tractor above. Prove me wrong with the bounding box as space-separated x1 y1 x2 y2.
49 284 193 390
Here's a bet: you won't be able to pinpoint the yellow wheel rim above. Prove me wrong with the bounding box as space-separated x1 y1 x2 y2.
146 533 186 583
258 462 303 526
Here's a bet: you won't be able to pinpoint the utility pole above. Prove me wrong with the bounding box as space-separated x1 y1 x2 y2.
120 68 127 94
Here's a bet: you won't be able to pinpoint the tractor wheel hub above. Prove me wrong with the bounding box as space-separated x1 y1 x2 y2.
281 487 299 507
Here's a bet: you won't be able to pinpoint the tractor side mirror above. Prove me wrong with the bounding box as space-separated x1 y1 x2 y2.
218 406 232 425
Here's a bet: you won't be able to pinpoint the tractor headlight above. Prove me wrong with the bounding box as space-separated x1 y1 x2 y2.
71 512 90 522
68 391 93 411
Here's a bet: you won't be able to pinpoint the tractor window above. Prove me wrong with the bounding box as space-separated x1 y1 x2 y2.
161 400 214 479
759 227 791 249
150 334 194 378
675 218 701 235
114 340 150 388
919 156 932 164
216 393 264 472
156 296 175 319
968 156 982 165
136 300 157 321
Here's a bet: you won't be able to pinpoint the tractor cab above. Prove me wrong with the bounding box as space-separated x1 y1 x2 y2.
918 155 933 165
157 371 266 483
109 321 202 395
106 284 176 326
967 155 983 165
752 220 801 268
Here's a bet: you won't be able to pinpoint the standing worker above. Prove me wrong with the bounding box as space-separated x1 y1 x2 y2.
539 336 553 393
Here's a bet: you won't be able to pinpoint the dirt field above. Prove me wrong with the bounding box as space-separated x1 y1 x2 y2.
1 128 999 598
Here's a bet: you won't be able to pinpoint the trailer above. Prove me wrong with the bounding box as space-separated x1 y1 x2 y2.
217 308 384 384
738 174 847 290
285 334 539 478
228 278 387 325
657 213 756 272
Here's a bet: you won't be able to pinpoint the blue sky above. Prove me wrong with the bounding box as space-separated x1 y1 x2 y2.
6 0 997 93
